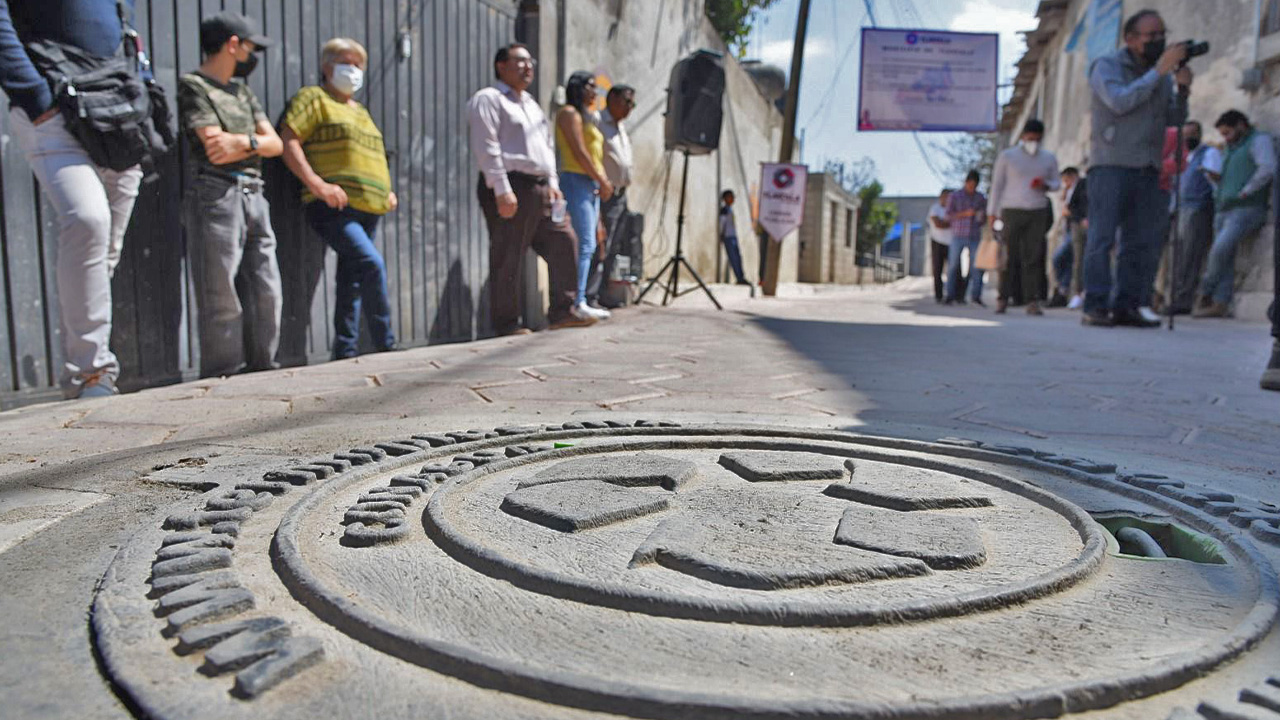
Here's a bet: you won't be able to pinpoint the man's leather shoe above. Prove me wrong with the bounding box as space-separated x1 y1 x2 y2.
1047 291 1068 308
1081 310 1114 327
1192 301 1231 318
1112 308 1160 327
1263 340 1280 392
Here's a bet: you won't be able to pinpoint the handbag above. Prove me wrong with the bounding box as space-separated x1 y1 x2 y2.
23 1 166 172
973 226 1004 271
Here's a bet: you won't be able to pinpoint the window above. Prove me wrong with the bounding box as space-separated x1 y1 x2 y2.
845 208 854 247
830 201 838 241
1267 0 1280 35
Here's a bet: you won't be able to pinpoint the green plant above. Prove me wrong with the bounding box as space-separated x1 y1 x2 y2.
856 180 897 255
706 0 781 58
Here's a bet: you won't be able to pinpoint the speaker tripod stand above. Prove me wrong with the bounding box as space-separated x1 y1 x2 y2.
636 150 723 310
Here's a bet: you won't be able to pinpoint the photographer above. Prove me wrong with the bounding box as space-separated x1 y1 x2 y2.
1081 9 1192 328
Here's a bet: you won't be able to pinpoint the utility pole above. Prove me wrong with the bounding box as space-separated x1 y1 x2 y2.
762 0 811 296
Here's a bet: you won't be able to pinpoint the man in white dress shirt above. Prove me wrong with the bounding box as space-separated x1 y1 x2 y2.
468 43 592 335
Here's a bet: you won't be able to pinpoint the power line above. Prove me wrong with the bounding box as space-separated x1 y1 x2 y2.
912 132 949 185
861 0 878 27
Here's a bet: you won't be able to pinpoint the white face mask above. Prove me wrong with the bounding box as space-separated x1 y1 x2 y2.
330 63 364 95
1022 140 1040 155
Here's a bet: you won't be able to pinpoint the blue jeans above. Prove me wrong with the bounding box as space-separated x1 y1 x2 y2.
1083 167 1165 314
946 234 983 301
1199 205 1267 306
561 171 599 305
305 202 395 359
722 235 746 282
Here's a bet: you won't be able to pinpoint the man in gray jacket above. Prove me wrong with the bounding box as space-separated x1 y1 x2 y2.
1081 9 1192 327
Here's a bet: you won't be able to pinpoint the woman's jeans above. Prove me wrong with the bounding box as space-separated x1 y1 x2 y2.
561 171 600 305
1199 205 1267 306
305 202 395 359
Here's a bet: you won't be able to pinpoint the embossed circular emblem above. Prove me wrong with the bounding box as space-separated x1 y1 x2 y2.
92 423 1280 720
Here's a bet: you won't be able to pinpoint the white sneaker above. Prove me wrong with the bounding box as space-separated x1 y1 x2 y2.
586 301 612 319
575 301 611 320
1138 306 1161 323
1067 294 1083 310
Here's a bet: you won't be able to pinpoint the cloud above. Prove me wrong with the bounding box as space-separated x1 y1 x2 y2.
949 0 1038 80
757 37 833 69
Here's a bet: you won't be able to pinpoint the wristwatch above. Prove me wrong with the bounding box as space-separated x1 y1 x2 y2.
248 134 259 154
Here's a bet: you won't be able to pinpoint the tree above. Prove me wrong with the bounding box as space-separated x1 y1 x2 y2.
929 132 1000 189
706 0 781 58
856 180 897 256
824 157 877 195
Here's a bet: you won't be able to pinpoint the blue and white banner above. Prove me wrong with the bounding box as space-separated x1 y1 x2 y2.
857 28 999 133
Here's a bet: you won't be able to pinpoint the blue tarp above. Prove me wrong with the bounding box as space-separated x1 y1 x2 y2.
887 222 922 242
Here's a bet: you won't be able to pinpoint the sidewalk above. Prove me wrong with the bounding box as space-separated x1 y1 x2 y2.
1 278 1277 719
3 277 1276 549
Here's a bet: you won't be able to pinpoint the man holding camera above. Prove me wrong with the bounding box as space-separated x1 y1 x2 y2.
1081 9 1193 328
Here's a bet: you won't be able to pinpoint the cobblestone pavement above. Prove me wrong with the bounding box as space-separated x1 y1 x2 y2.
0 278 1276 717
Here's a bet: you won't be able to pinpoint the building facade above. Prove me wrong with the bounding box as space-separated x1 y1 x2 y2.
797 174 860 284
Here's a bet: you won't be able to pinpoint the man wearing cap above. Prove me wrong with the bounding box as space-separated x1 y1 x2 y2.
178 12 284 378
0 0 145 398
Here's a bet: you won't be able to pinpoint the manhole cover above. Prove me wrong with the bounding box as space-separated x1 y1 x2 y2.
93 422 1280 719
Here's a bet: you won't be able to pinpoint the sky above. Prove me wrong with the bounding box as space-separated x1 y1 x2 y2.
747 0 1040 197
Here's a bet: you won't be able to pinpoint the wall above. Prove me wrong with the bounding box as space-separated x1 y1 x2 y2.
0 0 515 408
883 195 937 277
559 0 790 287
798 174 859 284
1005 0 1274 319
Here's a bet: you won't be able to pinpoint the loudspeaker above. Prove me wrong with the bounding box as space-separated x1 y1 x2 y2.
664 50 724 155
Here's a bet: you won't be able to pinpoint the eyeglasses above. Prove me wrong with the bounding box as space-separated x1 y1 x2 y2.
1135 30 1166 40
507 56 537 68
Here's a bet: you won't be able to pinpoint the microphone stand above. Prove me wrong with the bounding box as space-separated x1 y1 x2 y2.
1167 121 1183 331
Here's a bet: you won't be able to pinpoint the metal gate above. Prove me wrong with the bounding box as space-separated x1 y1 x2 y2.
0 0 515 408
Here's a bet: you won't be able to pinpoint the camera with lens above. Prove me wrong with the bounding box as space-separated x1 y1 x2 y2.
1183 40 1210 59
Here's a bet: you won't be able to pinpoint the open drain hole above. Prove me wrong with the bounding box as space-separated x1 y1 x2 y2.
1093 515 1227 564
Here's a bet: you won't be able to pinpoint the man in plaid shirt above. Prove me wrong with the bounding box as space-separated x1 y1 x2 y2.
945 170 988 305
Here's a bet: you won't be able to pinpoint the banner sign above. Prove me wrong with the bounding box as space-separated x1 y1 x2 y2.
857 28 999 132
758 163 808 241
1085 0 1122 68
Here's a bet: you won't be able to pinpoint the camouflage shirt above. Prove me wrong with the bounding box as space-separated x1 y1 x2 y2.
177 71 268 177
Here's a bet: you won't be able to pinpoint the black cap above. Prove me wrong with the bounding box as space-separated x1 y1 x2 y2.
200 12 274 51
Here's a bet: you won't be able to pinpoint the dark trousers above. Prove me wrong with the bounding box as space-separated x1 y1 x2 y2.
1052 221 1086 295
999 207 1052 303
586 188 627 302
478 174 578 333
305 202 394 359
1166 203 1214 313
722 235 746 283
1084 167 1165 314
930 241 949 300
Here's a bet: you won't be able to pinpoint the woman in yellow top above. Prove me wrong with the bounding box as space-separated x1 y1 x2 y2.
281 38 400 360
555 71 614 320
